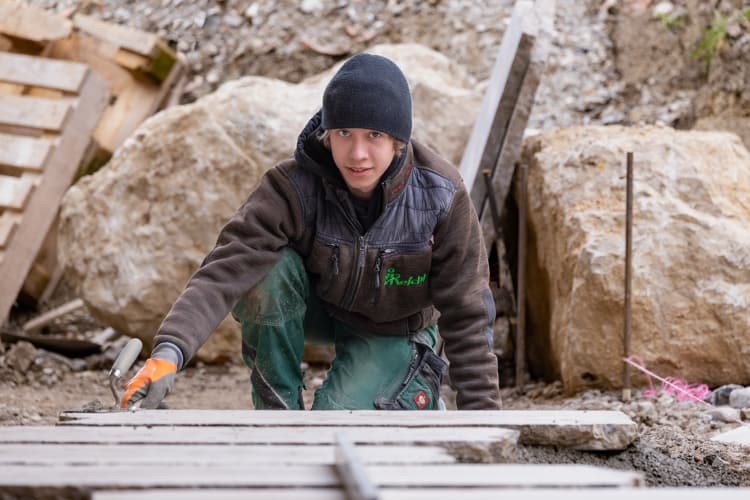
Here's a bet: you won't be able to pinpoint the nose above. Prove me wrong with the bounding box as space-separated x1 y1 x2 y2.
348 136 368 162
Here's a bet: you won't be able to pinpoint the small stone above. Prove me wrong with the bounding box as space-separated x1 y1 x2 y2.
706 406 741 423
223 14 244 28
729 387 750 409
6 341 37 373
705 384 742 406
741 408 750 420
300 0 324 14
243 3 259 20
652 1 674 17
206 70 221 84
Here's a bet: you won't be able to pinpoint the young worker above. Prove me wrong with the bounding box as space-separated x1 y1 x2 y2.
121 53 501 410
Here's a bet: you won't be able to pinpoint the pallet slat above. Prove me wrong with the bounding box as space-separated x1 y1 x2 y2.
0 175 34 210
0 52 88 93
73 14 160 58
0 94 72 131
0 133 53 171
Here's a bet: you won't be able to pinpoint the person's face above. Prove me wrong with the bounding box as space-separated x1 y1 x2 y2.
329 128 397 199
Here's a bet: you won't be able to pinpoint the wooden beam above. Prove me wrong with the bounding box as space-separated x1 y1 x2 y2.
0 133 53 172
22 297 84 333
0 444 456 466
0 94 72 132
59 409 638 451
0 0 71 44
0 52 88 93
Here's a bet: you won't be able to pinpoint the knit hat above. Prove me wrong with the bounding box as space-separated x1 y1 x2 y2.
321 53 412 144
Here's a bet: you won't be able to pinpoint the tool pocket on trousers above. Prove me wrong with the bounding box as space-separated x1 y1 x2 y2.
374 343 447 410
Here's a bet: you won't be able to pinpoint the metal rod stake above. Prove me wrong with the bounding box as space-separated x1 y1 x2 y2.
622 152 634 401
516 163 528 391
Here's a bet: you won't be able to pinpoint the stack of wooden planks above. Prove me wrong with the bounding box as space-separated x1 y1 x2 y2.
2 409 748 498
0 409 649 498
0 0 185 325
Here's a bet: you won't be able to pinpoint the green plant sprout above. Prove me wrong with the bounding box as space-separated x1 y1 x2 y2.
690 11 728 70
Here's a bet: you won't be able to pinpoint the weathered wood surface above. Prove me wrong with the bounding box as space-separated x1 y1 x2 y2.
0 94 71 131
0 52 88 93
0 70 109 328
0 425 518 448
0 443 456 466
73 13 160 57
60 409 638 450
0 464 642 489
711 426 750 447
0 133 53 171
92 489 750 500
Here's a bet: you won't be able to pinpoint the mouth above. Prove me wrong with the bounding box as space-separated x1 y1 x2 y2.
346 166 372 174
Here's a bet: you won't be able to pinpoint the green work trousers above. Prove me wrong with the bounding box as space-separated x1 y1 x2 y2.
232 248 446 410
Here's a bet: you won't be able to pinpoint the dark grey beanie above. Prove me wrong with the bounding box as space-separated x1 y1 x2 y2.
321 53 412 144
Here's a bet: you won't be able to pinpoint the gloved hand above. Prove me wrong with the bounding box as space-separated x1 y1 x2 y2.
120 358 177 409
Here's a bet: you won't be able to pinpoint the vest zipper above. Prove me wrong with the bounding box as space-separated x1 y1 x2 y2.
342 235 366 310
322 243 339 294
371 248 395 304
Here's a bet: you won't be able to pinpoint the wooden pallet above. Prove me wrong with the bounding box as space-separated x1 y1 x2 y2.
0 410 645 497
0 1 185 308
0 53 109 326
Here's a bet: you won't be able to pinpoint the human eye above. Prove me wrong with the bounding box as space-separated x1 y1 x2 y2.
369 131 382 139
337 129 350 137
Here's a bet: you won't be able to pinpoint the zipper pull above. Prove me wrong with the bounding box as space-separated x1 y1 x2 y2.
327 244 340 276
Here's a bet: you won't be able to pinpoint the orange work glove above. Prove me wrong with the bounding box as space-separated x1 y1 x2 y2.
120 358 177 409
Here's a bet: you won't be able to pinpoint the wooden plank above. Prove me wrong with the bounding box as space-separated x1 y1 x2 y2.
47 33 134 96
0 133 53 171
0 94 72 131
0 425 518 449
0 212 18 248
59 409 638 450
0 70 109 328
0 52 88 93
0 0 71 44
0 464 642 489
93 490 750 500
95 491 345 500
73 14 159 57
0 443 456 466
0 175 34 210
459 0 534 206
93 488 750 500
711 426 750 447
22 297 84 332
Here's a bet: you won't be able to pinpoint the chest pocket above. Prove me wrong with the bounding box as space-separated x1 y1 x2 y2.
357 245 433 318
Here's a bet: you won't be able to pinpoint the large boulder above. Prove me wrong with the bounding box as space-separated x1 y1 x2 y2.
522 125 750 393
59 44 481 363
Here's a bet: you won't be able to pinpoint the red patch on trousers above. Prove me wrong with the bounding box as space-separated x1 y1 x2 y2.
413 390 429 409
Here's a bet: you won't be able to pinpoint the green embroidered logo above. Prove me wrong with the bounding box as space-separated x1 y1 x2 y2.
384 268 427 287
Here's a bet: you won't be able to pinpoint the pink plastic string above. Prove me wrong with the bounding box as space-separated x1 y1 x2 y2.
623 355 749 427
